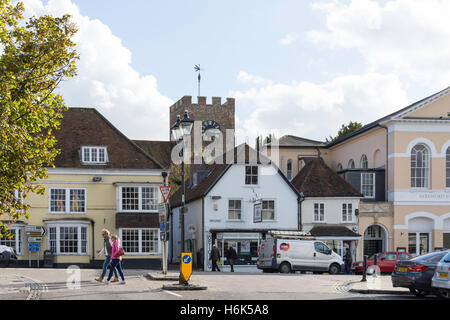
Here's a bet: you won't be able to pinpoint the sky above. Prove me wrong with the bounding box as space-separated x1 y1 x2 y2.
20 0 450 143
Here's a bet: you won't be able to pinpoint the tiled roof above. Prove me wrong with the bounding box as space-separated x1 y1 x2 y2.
53 108 163 169
291 157 362 197
133 140 174 169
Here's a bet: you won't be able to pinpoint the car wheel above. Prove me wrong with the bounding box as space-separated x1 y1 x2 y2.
437 289 450 300
329 263 341 275
409 288 429 297
279 262 291 274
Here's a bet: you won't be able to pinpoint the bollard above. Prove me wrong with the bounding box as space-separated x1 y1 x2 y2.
361 255 368 282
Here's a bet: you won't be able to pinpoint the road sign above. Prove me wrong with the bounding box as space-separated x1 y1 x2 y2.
160 185 173 203
27 237 43 243
180 252 192 283
25 226 46 237
28 242 41 252
160 232 166 241
158 203 168 222
160 222 166 232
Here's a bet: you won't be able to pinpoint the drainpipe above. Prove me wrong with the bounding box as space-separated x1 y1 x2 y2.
378 124 389 201
298 192 305 231
91 220 95 265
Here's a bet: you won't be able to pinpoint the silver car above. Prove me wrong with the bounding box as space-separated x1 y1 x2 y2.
431 250 450 299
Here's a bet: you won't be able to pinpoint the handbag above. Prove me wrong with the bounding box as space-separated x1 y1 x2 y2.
118 247 125 257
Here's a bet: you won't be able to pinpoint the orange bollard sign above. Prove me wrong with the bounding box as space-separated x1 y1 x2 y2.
180 252 192 283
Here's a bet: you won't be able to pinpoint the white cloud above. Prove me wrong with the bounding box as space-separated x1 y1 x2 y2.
237 71 273 87
279 33 297 46
21 0 173 140
308 0 450 88
232 71 410 144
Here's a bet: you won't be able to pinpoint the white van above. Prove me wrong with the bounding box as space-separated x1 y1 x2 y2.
257 238 344 274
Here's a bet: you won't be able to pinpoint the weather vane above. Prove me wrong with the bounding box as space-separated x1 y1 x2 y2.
194 64 203 97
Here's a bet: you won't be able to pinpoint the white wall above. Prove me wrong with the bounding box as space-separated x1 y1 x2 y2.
302 198 360 231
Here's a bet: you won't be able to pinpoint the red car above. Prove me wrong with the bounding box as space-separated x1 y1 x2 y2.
352 251 413 274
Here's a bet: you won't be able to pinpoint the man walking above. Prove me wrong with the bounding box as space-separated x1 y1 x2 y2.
209 244 221 272
95 229 119 282
226 245 238 272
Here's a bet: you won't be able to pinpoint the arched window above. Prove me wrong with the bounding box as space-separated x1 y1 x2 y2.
411 144 430 188
337 163 343 172
287 159 293 180
348 159 355 169
360 154 368 169
446 147 450 188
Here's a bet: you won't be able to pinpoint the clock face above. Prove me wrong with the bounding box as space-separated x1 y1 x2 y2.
202 120 220 133
202 120 221 142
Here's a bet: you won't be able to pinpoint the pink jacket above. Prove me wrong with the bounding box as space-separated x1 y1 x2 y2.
110 240 121 260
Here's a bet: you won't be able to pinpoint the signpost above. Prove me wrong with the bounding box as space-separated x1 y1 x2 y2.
158 185 173 276
26 226 46 268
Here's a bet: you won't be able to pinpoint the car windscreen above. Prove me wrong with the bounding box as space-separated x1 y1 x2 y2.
412 251 447 263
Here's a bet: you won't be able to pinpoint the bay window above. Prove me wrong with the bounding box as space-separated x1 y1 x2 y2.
0 227 23 255
47 223 89 255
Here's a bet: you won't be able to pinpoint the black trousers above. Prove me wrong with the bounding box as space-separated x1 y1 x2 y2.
228 259 234 272
212 259 220 271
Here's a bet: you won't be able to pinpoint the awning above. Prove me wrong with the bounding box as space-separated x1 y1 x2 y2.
309 225 362 239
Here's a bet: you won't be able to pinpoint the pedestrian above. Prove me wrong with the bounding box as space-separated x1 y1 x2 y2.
345 248 353 274
95 229 119 283
104 235 126 284
225 245 238 272
209 244 221 272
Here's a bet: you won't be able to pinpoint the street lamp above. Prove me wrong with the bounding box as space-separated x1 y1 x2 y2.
171 110 193 258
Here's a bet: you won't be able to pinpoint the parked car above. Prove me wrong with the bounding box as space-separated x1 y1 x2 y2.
431 250 450 299
0 245 18 267
352 251 412 274
392 250 449 297
257 238 344 274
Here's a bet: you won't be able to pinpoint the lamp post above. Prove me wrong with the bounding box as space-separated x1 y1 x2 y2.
171 110 194 257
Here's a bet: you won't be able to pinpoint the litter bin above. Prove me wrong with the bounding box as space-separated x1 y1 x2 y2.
43 250 54 268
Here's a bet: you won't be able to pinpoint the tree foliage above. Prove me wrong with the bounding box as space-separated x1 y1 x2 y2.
326 121 363 143
0 0 78 235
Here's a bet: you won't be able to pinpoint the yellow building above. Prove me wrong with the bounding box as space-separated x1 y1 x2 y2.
1 108 169 268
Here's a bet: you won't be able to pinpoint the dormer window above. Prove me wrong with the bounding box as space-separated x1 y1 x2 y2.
81 146 108 164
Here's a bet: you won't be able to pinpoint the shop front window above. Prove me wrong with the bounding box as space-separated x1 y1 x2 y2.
217 237 259 266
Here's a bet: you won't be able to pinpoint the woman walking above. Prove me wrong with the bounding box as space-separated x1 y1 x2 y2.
104 235 126 284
